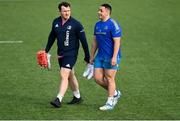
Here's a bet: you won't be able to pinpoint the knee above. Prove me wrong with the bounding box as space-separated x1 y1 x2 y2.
105 75 114 83
61 74 68 81
94 74 103 84
94 78 101 84
68 72 74 81
68 74 77 82
60 71 69 81
94 73 100 81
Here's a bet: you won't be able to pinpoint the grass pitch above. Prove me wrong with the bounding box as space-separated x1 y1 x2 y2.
0 0 179 120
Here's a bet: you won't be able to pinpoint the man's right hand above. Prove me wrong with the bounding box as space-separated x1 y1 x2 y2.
89 57 94 64
37 50 51 69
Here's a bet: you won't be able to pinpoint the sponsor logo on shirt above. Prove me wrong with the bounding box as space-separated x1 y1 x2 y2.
95 32 106 35
64 30 70 46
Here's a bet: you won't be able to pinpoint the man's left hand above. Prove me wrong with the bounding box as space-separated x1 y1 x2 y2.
111 57 117 66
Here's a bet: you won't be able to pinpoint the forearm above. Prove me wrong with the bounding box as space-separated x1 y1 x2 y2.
90 36 97 62
79 32 90 63
90 42 97 58
45 31 56 53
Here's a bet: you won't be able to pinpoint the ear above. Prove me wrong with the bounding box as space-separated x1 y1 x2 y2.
105 8 110 15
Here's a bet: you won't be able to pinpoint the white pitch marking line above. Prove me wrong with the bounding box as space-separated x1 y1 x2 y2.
0 41 23 44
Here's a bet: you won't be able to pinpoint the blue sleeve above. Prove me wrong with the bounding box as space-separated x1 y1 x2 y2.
45 21 56 53
111 20 122 38
76 22 90 63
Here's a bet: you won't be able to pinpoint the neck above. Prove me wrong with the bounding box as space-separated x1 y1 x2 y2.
62 17 70 25
101 16 110 22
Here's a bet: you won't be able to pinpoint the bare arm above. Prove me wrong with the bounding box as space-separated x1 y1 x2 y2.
111 37 121 66
90 36 98 64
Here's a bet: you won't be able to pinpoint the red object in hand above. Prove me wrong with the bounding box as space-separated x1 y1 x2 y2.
37 50 48 68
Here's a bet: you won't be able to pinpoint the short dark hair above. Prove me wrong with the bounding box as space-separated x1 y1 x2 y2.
58 2 71 11
101 3 112 14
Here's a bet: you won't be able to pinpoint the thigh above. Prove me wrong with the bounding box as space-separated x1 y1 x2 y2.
60 67 71 80
68 68 76 80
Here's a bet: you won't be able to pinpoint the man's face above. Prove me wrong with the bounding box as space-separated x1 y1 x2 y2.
98 6 109 20
60 6 71 20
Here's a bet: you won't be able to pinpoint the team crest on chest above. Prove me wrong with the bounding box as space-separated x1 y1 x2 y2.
104 26 108 30
67 25 72 30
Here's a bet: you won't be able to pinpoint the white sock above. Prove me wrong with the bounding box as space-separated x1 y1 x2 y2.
114 90 118 96
107 97 114 105
57 93 63 102
73 90 80 98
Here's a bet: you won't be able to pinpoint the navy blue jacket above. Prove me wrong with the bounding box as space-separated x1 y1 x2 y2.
45 16 90 63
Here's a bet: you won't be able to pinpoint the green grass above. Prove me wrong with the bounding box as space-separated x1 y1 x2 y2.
0 0 180 120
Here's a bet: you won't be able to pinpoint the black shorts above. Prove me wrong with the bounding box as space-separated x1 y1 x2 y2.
58 56 77 69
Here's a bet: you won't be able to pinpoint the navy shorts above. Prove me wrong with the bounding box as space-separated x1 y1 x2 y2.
58 56 77 69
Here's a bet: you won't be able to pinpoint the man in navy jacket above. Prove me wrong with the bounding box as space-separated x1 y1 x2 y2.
45 2 90 108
